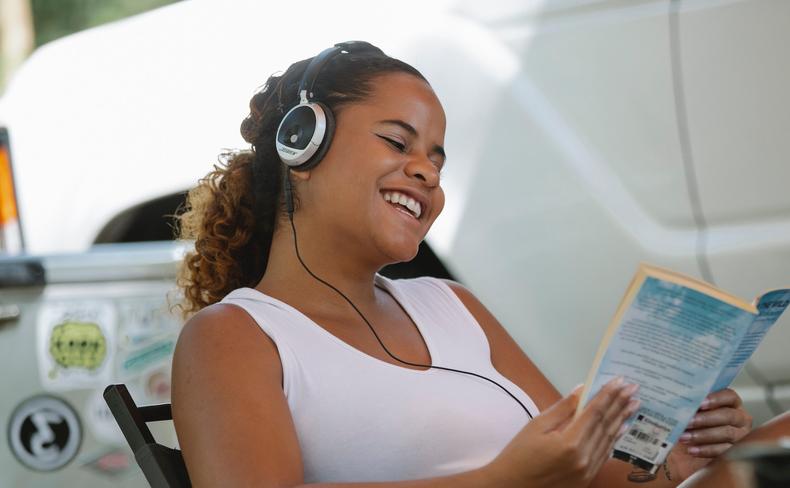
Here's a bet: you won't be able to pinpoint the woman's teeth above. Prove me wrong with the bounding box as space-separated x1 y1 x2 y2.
382 191 422 219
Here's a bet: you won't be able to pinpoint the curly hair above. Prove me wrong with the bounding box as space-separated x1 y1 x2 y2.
174 44 426 317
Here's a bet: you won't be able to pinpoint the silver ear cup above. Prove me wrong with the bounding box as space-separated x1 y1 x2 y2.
276 103 328 168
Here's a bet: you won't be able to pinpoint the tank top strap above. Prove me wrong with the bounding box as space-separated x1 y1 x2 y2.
219 288 311 402
374 275 494 372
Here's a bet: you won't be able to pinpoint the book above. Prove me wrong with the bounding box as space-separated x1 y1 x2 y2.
576 263 790 473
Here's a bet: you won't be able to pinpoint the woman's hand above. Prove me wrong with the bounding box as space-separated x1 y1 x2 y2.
485 377 640 488
666 388 753 481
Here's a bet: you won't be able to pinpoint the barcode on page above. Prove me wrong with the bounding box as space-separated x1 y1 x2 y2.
629 429 661 445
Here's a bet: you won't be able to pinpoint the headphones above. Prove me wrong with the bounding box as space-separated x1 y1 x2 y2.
276 41 383 171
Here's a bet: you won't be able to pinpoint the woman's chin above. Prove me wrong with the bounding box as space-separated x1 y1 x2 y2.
378 238 421 265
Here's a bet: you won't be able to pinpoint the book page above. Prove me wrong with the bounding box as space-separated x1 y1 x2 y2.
710 289 790 392
583 277 755 473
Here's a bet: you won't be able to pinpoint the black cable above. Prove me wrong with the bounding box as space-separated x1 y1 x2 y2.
284 177 533 419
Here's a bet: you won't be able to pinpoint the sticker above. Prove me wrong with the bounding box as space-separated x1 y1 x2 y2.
614 409 674 468
81 448 132 478
37 301 116 390
117 298 180 351
85 389 125 445
145 369 172 402
7 395 82 471
50 322 107 370
117 339 175 378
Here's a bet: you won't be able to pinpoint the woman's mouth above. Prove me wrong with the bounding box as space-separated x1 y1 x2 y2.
382 191 422 219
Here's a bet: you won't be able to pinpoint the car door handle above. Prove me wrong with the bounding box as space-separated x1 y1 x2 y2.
0 304 21 326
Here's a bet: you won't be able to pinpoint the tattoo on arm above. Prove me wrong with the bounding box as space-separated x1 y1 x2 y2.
627 468 657 482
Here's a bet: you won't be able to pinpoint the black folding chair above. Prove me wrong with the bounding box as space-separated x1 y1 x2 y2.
103 384 191 488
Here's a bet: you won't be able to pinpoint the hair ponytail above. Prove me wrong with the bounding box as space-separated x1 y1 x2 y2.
175 149 279 317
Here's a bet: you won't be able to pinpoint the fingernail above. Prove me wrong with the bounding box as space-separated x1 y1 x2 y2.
617 423 629 438
688 446 700 455
612 376 624 387
678 433 692 444
700 399 711 410
627 399 641 413
624 383 639 396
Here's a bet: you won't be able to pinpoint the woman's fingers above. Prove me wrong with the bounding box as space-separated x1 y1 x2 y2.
679 423 749 446
533 384 584 433
563 381 639 479
573 378 636 442
568 377 639 472
686 407 752 430
587 397 640 466
679 395 752 459
700 388 742 410
594 384 640 448
682 442 735 458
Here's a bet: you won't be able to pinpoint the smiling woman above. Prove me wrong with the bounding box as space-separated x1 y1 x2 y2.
169 42 749 488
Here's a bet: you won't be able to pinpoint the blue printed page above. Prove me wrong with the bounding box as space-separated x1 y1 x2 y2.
710 289 790 392
585 277 755 472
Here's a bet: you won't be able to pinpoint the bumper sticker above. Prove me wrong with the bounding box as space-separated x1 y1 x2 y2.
7 395 82 471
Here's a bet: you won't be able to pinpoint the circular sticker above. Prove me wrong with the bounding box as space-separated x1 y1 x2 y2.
7 395 82 471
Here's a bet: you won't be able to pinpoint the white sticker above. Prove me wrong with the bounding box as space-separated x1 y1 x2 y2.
36 301 117 391
85 389 125 445
8 395 82 471
116 297 179 351
616 410 673 463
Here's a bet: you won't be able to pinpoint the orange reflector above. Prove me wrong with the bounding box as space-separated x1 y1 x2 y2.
1 129 23 253
0 142 19 225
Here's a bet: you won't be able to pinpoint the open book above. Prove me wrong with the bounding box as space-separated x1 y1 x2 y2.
576 263 789 473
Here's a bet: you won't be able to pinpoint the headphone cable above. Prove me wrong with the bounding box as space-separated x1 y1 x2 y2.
285 179 533 420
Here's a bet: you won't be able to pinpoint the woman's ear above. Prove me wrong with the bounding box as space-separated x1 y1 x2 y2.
289 168 312 181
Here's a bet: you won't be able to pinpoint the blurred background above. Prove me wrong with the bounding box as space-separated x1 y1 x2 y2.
0 0 179 90
1 0 789 485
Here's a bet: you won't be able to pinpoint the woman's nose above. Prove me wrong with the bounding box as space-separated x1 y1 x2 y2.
405 155 440 187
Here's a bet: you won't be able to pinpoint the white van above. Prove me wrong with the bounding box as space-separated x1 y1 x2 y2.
2 0 789 485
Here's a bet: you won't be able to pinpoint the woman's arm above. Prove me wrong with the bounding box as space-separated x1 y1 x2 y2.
172 304 305 487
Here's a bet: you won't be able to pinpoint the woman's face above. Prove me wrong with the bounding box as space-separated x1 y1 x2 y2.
295 71 446 264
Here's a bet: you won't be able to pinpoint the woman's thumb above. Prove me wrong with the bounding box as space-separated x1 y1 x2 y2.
534 384 583 432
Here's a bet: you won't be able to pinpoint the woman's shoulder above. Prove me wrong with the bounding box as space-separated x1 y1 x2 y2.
179 301 256 340
171 304 295 486
174 301 278 370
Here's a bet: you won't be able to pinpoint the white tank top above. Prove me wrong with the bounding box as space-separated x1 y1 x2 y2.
221 275 539 483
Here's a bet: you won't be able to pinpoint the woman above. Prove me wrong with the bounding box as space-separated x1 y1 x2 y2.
171 42 752 487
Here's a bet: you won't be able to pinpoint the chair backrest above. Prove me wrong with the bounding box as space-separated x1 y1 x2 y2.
103 384 191 488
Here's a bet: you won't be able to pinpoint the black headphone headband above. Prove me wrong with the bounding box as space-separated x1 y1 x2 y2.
296 41 384 102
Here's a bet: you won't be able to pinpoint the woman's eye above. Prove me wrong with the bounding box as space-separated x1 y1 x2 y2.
377 135 406 152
